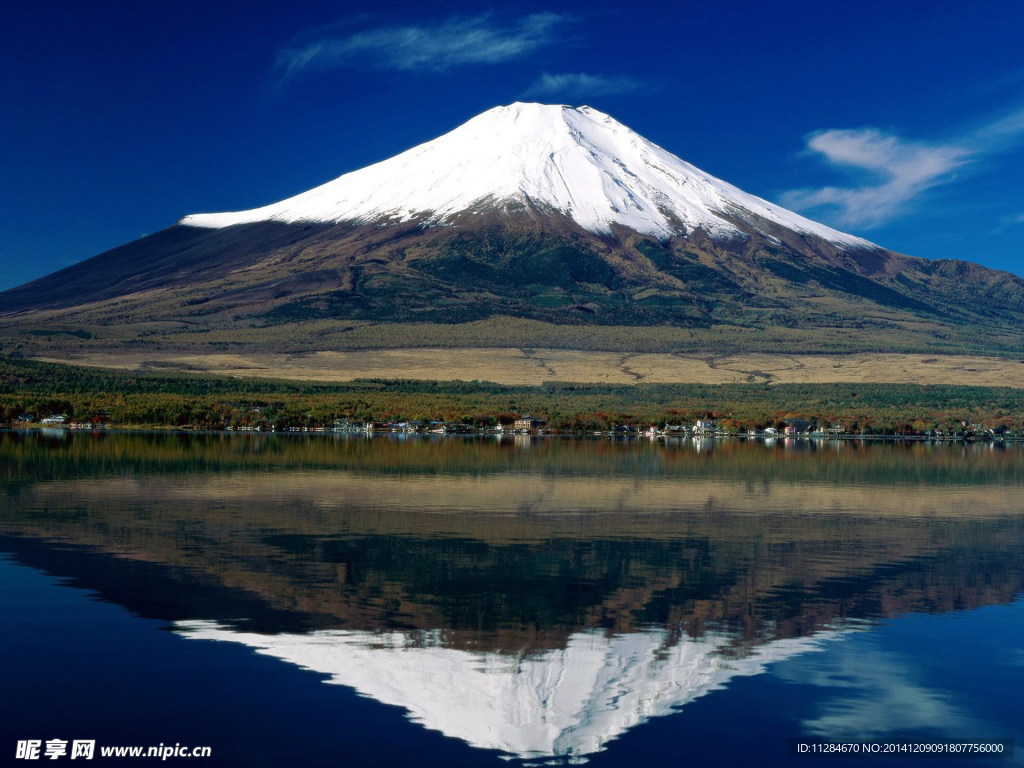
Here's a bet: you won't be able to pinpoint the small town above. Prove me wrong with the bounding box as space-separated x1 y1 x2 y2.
8 411 1018 441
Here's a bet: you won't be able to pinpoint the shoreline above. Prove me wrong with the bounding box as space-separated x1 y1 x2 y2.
4 425 1019 442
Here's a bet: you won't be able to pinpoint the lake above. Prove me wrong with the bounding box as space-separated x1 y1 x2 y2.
1 431 1021 766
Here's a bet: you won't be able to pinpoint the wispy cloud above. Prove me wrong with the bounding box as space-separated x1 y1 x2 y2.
277 13 569 80
970 106 1024 146
522 72 642 101
782 106 1024 229
993 212 1024 234
781 130 968 229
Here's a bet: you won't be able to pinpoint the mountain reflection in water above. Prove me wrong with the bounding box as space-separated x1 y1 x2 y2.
2 432 1022 764
176 622 844 763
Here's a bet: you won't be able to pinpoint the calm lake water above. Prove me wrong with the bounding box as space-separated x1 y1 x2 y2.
1 431 1022 766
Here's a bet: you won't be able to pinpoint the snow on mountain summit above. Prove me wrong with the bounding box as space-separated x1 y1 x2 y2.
180 102 872 248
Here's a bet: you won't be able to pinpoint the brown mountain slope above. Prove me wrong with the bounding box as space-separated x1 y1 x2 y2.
2 206 1024 365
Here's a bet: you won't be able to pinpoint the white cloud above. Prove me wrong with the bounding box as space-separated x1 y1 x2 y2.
780 129 968 229
277 13 569 79
782 106 1024 229
522 73 642 100
989 210 1024 236
971 105 1024 146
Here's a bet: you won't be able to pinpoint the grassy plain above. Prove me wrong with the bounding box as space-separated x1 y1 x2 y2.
34 348 1024 387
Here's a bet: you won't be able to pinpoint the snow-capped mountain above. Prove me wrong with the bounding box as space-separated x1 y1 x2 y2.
180 102 872 249
4 102 1024 360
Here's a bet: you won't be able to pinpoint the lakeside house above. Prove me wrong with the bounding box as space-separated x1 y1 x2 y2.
784 419 812 435
389 420 425 433
514 416 546 432
333 420 365 433
694 419 716 435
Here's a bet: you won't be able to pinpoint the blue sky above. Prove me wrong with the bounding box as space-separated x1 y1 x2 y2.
3 0 1024 290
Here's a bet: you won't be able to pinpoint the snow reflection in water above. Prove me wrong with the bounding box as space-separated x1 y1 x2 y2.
176 621 850 764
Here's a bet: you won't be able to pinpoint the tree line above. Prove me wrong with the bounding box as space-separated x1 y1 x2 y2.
2 356 1023 433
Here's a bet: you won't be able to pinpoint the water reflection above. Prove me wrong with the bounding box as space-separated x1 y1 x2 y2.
2 432 1023 764
176 622 844 764
778 640 972 739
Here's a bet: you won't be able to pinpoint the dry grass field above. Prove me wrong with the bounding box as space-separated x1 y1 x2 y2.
39 348 1024 388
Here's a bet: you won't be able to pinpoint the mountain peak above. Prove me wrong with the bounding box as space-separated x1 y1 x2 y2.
179 103 873 249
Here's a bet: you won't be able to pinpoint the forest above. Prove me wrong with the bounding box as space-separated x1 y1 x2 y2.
2 355 1022 434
